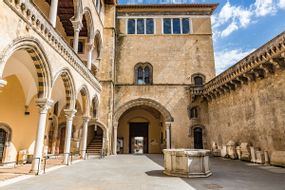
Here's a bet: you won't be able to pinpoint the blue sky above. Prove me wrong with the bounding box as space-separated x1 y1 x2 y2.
118 0 285 74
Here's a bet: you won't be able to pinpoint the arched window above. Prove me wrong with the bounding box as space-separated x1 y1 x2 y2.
191 73 205 86
194 127 203 149
0 124 12 163
190 107 198 119
135 63 153 85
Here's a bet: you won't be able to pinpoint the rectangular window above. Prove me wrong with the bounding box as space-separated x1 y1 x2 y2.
137 19 145 34
163 18 171 34
173 18 181 34
127 18 155 35
182 18 190 34
128 19 135 34
146 18 154 34
163 18 191 35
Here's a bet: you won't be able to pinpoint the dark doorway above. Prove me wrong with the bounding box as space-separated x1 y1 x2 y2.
129 123 149 154
194 127 203 149
0 129 7 162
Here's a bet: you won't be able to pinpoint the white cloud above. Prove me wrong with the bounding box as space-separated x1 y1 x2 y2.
213 0 283 39
213 2 253 38
215 49 256 74
221 22 238 37
254 0 276 16
279 0 285 9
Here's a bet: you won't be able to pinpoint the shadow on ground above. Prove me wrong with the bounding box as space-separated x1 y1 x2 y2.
145 154 285 190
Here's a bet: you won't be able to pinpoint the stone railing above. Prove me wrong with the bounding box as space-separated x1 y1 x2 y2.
4 0 102 92
190 31 285 100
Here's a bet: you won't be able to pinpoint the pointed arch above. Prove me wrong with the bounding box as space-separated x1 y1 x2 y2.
77 84 91 116
94 30 103 59
0 37 52 99
53 68 76 109
91 94 99 119
82 7 95 42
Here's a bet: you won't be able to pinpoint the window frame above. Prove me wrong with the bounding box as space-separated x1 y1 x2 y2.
134 62 153 85
126 18 156 35
162 17 192 35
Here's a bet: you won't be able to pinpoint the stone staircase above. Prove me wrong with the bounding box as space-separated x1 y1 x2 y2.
87 136 103 156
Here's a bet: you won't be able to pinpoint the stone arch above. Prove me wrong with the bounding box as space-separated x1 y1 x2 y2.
82 7 95 42
114 98 174 124
94 30 103 59
91 94 99 119
0 37 52 99
53 68 76 109
0 123 12 146
134 62 153 84
191 73 206 86
89 119 107 138
189 124 207 149
77 84 91 116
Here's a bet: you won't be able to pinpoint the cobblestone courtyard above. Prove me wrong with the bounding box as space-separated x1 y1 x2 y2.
1 155 285 190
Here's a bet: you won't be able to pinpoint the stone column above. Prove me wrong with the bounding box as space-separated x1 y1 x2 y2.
48 0 58 28
87 42 94 70
113 122 118 155
80 116 90 159
31 98 53 173
63 109 77 165
0 79 7 93
165 122 171 149
71 20 82 53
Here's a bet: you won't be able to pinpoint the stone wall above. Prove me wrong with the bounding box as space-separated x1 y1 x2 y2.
206 70 285 155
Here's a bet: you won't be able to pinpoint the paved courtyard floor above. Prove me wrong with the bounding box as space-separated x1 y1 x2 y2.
1 154 285 190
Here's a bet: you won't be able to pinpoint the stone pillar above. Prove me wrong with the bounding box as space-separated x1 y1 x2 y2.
71 20 82 53
63 109 77 165
165 122 171 149
113 122 118 155
80 116 90 159
31 98 53 173
87 42 94 70
48 0 58 28
0 79 7 92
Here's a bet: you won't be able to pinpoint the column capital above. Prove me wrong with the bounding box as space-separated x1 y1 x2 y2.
165 122 172 129
113 121 119 129
36 98 54 113
64 109 77 120
0 79 7 88
71 19 83 32
82 116 91 122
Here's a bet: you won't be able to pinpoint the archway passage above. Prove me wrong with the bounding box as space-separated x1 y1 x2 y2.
86 125 104 155
0 128 7 162
117 105 168 154
194 127 203 149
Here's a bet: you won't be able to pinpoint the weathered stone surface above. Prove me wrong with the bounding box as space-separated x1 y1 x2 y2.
221 145 227 158
271 151 285 167
240 143 251 161
236 146 241 160
250 147 256 163
226 141 237 159
255 150 265 164
163 149 212 178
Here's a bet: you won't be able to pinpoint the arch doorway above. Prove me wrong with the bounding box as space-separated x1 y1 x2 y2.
0 129 7 162
194 127 203 149
114 99 174 154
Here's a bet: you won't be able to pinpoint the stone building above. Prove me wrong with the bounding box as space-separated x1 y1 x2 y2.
0 0 284 173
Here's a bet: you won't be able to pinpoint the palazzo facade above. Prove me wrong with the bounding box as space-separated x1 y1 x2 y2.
0 0 284 172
